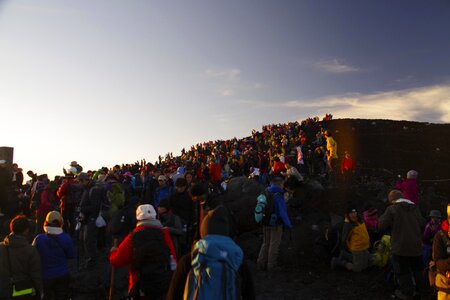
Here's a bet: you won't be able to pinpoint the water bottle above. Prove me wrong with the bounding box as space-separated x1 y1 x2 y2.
169 255 177 271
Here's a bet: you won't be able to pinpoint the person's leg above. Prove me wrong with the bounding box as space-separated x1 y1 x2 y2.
53 275 70 300
392 254 415 298
257 226 271 270
350 250 369 272
84 218 98 266
410 255 427 296
267 225 283 271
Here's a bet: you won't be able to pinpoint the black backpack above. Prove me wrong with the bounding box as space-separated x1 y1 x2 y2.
130 227 173 297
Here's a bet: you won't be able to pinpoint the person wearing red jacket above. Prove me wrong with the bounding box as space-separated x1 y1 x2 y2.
109 204 177 299
341 151 356 186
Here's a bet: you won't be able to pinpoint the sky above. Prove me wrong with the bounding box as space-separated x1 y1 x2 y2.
1 0 450 178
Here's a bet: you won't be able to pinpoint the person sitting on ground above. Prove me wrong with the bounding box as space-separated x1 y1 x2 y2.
32 211 76 300
0 215 43 299
422 209 442 268
281 161 303 183
331 207 370 272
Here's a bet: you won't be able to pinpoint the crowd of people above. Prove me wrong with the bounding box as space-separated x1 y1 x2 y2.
0 113 448 300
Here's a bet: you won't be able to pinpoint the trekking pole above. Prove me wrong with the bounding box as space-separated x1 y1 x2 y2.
109 238 119 300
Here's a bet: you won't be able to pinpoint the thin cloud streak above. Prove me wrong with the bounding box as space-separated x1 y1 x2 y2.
205 68 241 80
315 58 360 74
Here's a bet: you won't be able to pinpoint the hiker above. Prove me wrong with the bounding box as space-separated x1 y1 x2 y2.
78 172 106 269
395 170 420 205
32 211 76 300
431 204 450 299
153 175 173 208
167 206 255 300
57 172 81 236
109 204 177 300
379 189 426 299
157 198 184 257
281 161 303 183
330 207 370 272
340 151 356 186
423 210 442 268
257 177 293 271
35 181 59 234
0 215 43 299
324 131 338 171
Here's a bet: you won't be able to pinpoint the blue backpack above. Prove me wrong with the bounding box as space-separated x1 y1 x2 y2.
184 235 243 300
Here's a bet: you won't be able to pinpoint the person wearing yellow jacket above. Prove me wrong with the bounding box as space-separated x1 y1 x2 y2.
331 207 371 272
325 131 338 170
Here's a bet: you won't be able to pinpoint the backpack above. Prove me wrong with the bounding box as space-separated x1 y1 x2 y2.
184 235 243 300
372 235 391 268
130 227 173 297
254 191 279 226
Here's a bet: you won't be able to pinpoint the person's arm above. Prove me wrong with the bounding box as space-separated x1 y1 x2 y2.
166 254 192 300
29 247 43 296
275 195 292 229
109 233 133 267
378 207 393 233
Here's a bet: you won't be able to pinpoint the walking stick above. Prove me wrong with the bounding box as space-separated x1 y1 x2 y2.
109 238 119 300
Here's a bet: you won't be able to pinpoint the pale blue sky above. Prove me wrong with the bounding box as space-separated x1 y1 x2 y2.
1 0 450 178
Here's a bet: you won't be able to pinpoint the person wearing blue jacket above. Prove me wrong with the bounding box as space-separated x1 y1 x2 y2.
257 177 293 271
33 211 76 300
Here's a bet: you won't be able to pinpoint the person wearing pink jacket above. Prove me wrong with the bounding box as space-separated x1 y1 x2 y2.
395 170 420 205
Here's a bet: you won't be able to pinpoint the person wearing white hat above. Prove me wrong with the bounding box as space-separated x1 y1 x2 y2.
32 211 76 300
109 204 177 299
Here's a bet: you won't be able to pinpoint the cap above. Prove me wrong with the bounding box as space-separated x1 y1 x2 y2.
70 161 78 166
136 204 157 221
429 210 442 219
45 211 63 226
158 175 167 181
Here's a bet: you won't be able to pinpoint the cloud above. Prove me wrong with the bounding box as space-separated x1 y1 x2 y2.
221 89 234 97
205 68 241 81
284 85 450 123
315 59 360 74
238 85 450 123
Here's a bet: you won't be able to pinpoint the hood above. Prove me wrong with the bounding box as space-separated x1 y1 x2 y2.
136 219 163 228
177 167 185 175
192 235 243 273
267 184 284 194
394 198 416 210
2 233 30 248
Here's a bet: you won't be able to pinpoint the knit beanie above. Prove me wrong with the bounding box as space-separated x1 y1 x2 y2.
200 206 230 238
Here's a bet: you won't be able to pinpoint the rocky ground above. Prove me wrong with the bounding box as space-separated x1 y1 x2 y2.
3 119 450 299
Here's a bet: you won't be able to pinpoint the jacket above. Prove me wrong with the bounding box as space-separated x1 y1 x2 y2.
395 178 419 205
433 220 450 275
109 220 177 292
32 231 76 281
267 185 292 229
0 234 43 298
378 198 425 256
80 182 106 220
342 218 370 252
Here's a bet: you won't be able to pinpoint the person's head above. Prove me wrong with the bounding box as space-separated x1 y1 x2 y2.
158 175 167 187
344 151 350 159
136 204 157 222
406 170 418 180
429 210 442 222
44 211 63 228
157 198 170 215
388 190 403 204
9 215 30 235
77 172 90 187
200 205 230 238
346 207 359 223
175 178 187 193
